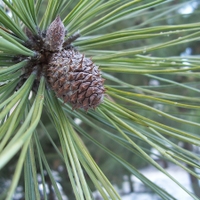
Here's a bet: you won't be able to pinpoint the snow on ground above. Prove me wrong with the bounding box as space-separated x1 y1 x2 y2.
122 163 193 200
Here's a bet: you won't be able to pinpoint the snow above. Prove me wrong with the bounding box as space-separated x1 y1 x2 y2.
122 164 194 200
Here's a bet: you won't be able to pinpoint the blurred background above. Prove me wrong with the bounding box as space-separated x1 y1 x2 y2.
1 0 200 199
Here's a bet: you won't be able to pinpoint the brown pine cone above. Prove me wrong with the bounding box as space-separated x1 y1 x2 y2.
47 49 105 110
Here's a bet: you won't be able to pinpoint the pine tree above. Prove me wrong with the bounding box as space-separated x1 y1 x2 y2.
0 0 200 199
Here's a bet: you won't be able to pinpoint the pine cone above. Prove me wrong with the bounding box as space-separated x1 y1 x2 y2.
44 16 65 52
47 49 105 110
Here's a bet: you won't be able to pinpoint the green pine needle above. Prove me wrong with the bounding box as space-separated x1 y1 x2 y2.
1 0 200 199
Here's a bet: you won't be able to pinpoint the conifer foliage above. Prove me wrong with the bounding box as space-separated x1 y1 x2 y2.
0 0 200 199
